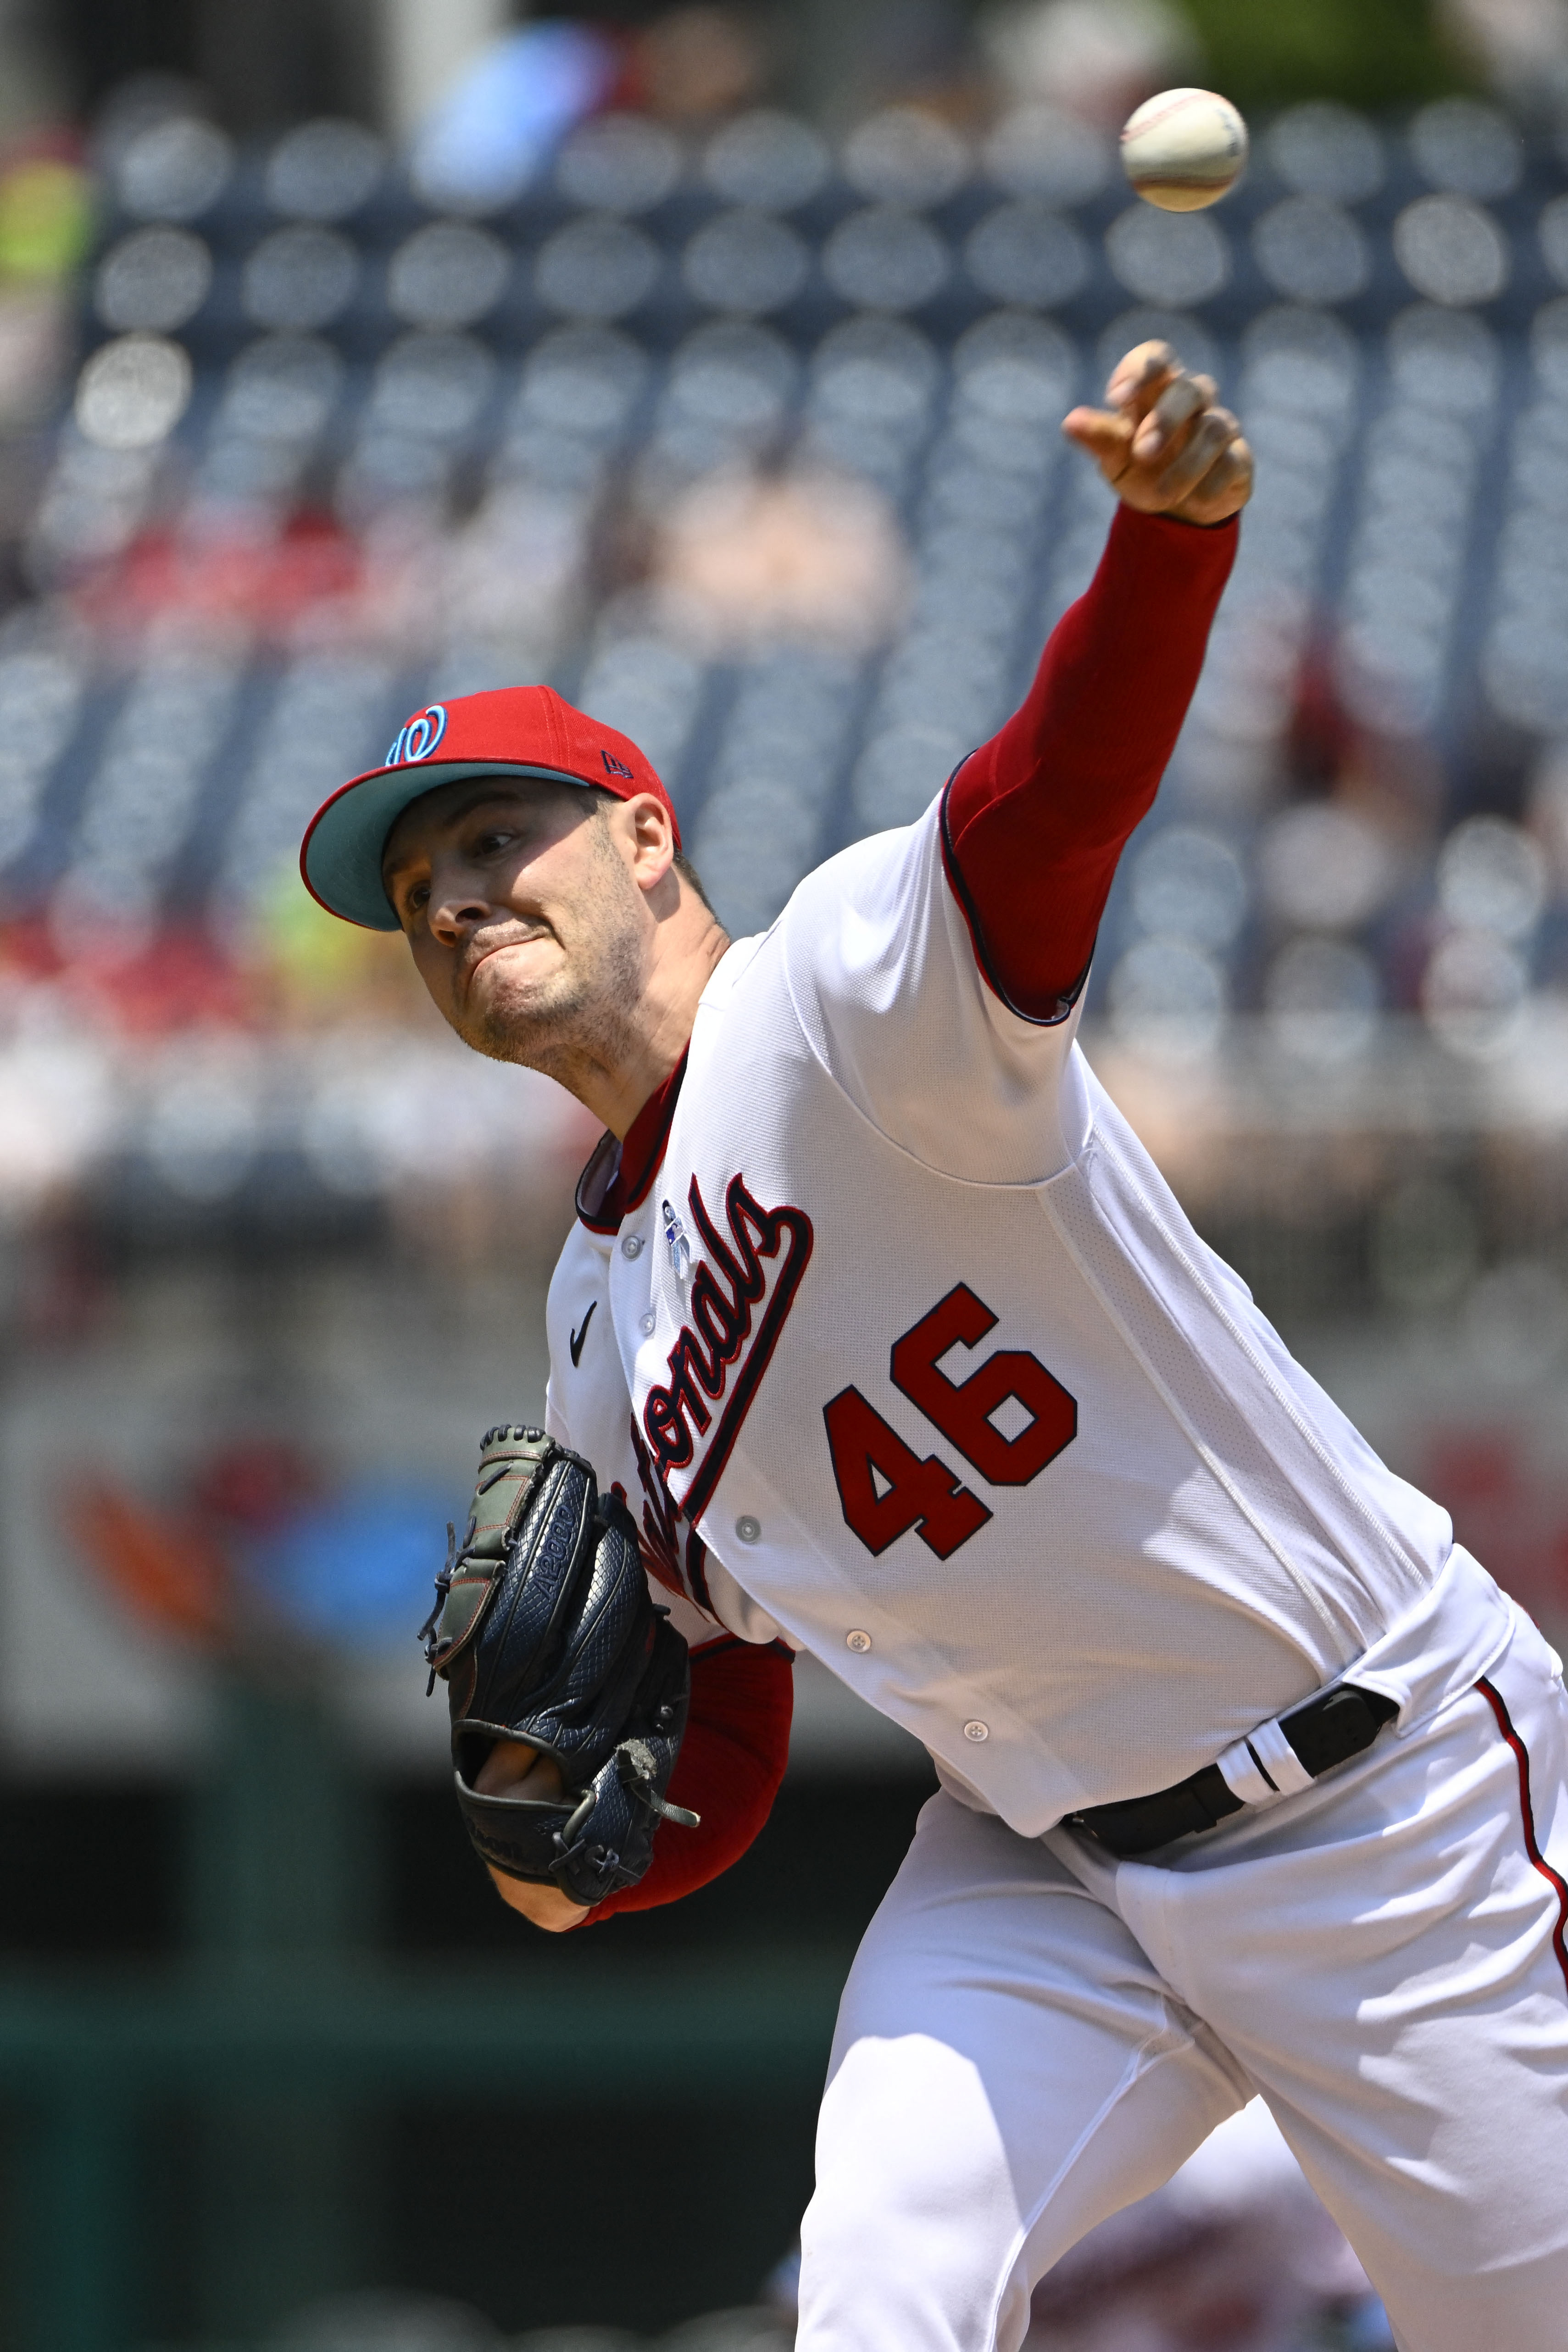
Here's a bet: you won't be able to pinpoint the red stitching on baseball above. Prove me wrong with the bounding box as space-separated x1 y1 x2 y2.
1121 92 1222 144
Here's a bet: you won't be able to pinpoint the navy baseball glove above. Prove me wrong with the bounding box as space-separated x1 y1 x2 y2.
420 1425 696 1908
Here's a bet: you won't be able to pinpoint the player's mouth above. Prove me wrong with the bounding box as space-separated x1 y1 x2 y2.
460 927 556 996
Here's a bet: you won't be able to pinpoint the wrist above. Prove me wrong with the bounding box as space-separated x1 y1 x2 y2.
488 1864 589 1931
1119 502 1240 531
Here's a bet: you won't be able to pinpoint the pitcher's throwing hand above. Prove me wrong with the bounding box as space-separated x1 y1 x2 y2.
1064 340 1252 527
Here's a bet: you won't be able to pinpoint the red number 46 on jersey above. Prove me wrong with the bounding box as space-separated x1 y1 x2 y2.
823 1284 1076 1560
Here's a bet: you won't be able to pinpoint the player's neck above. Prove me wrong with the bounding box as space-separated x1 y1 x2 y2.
548 900 729 1141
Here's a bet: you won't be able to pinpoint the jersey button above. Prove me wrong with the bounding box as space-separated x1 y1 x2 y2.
638 1310 656 1335
621 1233 644 1258
845 1629 872 1653
962 1720 990 1743
735 1515 761 1544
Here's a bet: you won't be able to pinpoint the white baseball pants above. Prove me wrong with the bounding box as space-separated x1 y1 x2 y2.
796 1602 1568 2352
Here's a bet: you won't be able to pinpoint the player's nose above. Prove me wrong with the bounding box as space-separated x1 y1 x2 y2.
426 880 497 943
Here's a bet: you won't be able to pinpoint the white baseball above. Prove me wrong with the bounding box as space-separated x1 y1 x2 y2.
1120 87 1248 212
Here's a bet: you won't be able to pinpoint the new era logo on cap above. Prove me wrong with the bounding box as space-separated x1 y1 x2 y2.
601 750 634 779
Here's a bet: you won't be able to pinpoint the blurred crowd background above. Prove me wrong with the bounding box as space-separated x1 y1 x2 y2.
2 0 1568 2345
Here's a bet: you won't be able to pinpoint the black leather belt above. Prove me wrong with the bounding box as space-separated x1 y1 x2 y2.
1067 1684 1400 1860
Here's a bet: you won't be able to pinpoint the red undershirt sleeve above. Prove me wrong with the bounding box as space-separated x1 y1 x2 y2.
940 504 1239 1022
583 1637 795 1922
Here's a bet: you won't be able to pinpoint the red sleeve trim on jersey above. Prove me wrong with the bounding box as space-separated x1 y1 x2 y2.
584 1635 794 1921
942 505 1238 1023
939 768 1091 1027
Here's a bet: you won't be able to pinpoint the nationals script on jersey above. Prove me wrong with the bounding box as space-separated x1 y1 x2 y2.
544 789 1500 1832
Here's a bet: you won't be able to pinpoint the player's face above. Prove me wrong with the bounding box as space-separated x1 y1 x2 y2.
382 777 647 1065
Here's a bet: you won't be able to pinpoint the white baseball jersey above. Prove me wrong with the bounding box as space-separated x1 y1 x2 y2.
545 790 1505 1832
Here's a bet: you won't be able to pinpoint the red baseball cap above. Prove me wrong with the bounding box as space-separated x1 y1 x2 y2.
299 684 678 931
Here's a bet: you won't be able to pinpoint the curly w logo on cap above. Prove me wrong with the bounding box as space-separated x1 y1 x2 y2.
385 705 448 767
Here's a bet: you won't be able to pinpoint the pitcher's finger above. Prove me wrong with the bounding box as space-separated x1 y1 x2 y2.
1180 436 1254 523
1061 406 1134 464
1134 373 1218 461
1106 340 1181 415
1153 405 1240 498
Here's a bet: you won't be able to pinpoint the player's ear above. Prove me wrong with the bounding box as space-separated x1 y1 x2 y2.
623 791 678 895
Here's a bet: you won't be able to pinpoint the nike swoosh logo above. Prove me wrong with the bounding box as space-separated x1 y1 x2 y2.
569 1301 597 1367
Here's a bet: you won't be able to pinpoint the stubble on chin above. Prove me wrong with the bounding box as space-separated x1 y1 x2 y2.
454 888 644 1088
452 944 572 1063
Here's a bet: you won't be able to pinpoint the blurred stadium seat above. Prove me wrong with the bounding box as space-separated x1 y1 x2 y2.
3 89 1568 1213
8 91 1568 952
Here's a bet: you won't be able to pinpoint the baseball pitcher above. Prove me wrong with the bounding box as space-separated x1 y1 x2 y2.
300 344 1568 2352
